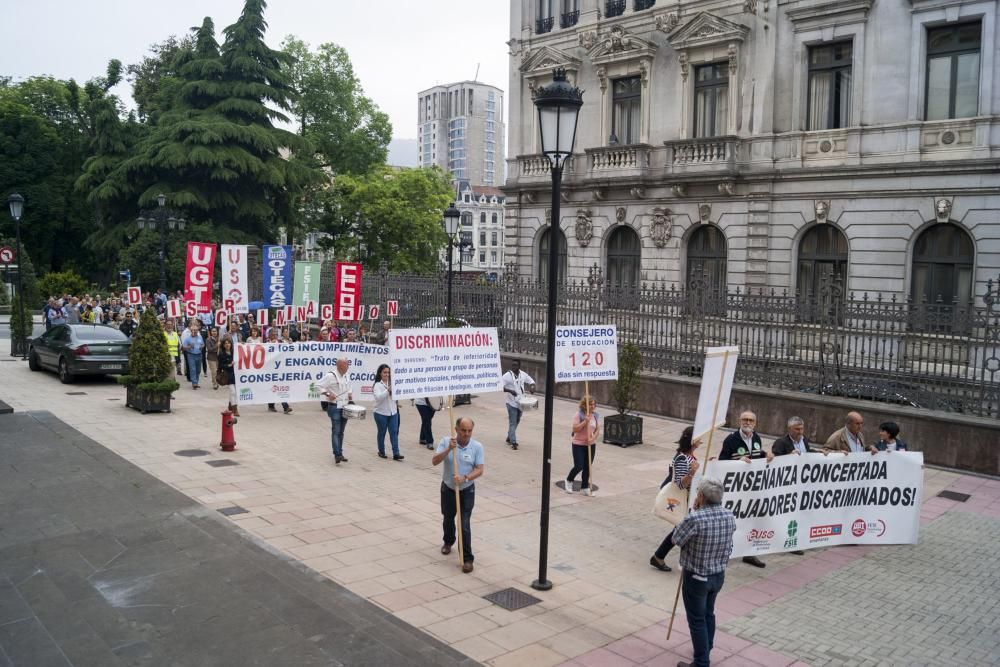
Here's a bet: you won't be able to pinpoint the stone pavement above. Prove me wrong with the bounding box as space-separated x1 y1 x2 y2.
1 343 998 666
0 410 475 667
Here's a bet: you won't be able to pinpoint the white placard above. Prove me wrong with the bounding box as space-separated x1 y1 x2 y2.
699 452 923 557
220 244 249 313
692 346 740 446
127 286 142 306
234 341 389 405
389 327 502 399
553 325 618 383
387 300 399 317
166 299 182 319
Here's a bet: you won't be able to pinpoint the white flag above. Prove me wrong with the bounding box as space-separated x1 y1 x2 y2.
221 244 249 314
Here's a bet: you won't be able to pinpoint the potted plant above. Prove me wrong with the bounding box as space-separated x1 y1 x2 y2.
604 341 643 447
118 308 179 413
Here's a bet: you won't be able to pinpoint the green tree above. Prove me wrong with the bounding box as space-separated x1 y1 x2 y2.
3 237 41 342
323 166 453 273
38 270 89 299
120 307 177 391
281 36 392 174
126 34 196 123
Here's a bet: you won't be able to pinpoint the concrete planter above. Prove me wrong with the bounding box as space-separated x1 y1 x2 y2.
125 385 172 414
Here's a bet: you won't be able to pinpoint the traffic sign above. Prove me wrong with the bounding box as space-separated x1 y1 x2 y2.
0 246 14 264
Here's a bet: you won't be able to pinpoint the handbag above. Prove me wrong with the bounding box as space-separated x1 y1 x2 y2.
652 481 689 526
215 368 229 386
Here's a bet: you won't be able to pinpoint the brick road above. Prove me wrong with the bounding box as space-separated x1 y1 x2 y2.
1 342 997 666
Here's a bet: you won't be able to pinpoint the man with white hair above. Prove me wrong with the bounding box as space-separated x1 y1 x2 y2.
673 478 736 667
317 358 353 464
771 416 813 456
719 410 772 568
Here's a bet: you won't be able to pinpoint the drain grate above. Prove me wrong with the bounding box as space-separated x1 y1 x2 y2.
937 490 971 502
218 505 249 516
175 449 210 457
482 587 543 611
206 459 240 468
65 392 87 396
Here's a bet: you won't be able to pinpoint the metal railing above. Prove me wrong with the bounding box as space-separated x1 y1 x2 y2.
339 263 1000 418
605 0 626 18
560 10 580 28
635 0 656 10
536 16 555 34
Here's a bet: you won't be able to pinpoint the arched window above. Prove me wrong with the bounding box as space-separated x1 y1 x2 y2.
912 224 974 306
538 227 567 283
686 226 727 293
606 226 641 289
797 225 848 296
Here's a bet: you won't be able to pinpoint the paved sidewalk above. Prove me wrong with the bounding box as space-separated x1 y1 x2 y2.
1 343 998 666
0 410 475 667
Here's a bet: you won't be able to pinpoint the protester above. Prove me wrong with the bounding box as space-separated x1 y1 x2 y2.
415 396 439 449
501 359 535 450
771 416 814 456
245 326 261 344
65 297 81 324
565 394 600 496
432 417 484 573
223 320 242 345
824 411 877 454
205 326 221 390
180 319 205 389
317 358 352 464
119 310 137 338
163 319 182 375
876 421 909 452
265 328 292 414
719 411 772 568
217 337 238 416
357 323 370 343
369 320 391 345
673 478 737 667
344 328 358 343
650 426 700 572
372 364 403 461
81 304 95 324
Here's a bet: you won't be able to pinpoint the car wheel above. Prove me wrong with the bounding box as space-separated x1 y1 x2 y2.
58 357 74 384
28 350 41 371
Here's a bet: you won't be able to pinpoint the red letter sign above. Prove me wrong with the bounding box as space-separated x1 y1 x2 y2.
127 286 142 306
184 242 217 313
387 300 398 317
334 262 362 322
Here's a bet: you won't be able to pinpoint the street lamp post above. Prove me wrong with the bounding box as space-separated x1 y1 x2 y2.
7 193 27 360
442 202 461 321
136 193 185 291
531 69 583 592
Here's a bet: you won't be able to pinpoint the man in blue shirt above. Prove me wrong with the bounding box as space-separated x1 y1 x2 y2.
432 417 485 573
180 319 205 389
673 478 736 667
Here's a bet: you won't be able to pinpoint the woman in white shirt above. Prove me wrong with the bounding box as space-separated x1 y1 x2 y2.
372 364 403 461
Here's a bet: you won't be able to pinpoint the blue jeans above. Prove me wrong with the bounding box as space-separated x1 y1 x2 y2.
682 570 726 667
374 412 400 456
441 482 475 563
326 406 347 457
186 352 203 386
506 404 522 444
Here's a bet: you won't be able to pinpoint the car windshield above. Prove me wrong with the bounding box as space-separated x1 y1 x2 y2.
73 326 129 342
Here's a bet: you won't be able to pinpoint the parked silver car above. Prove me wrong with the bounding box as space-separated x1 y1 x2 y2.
28 324 131 383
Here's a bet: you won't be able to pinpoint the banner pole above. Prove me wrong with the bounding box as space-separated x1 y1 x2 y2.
667 349 730 640
585 380 594 491
449 396 464 568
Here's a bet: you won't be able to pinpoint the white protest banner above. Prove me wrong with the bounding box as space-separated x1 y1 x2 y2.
553 325 618 383
699 452 923 558
166 299 182 319
692 346 740 446
221 244 249 313
127 286 142 306
389 327 503 399
234 341 389 405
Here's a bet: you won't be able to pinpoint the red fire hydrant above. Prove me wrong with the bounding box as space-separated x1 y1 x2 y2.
220 409 238 452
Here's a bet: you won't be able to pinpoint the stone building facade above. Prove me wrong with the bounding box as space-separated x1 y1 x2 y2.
504 0 1000 306
455 182 507 277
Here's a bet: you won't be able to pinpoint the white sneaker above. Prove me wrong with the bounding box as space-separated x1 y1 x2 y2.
583 487 595 497
564 482 574 494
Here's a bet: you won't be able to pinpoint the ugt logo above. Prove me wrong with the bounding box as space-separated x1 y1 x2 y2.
784 519 798 549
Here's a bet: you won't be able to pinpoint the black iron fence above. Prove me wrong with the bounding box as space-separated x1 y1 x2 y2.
321 262 999 419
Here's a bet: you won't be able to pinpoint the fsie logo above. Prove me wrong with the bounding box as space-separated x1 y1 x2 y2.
784 520 798 549
810 524 843 539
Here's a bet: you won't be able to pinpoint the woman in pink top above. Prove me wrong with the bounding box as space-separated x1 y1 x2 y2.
565 395 600 496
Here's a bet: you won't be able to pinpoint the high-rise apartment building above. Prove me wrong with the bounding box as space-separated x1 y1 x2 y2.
417 81 506 186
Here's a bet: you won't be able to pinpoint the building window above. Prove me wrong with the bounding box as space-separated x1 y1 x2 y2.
536 0 554 34
694 63 729 138
926 21 982 120
808 41 853 130
605 0 625 18
492 213 498 224
480 251 486 263
912 225 974 331
798 225 848 294
480 212 486 224
480 231 487 246
612 76 641 145
491 232 498 246
461 212 473 227
686 226 727 315
538 228 568 283
635 0 655 10
491 250 498 264
561 0 579 28
606 226 641 291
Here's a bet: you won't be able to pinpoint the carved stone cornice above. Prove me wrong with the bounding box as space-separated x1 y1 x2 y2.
520 45 582 84
666 12 750 52
587 25 658 68
784 0 873 31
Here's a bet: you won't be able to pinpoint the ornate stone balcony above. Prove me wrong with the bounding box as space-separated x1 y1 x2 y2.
584 144 653 181
663 136 746 174
514 154 577 184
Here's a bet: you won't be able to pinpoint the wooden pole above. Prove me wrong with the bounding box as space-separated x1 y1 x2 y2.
449 396 464 568
667 350 731 640
585 381 594 491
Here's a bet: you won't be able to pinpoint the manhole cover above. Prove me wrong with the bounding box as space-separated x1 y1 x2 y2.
175 449 210 457
482 587 542 611
65 392 87 396
206 459 240 468
218 506 249 516
937 490 970 502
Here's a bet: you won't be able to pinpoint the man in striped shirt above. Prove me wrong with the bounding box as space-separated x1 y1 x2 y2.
673 478 736 667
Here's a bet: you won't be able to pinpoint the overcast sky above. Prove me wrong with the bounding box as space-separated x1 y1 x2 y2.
0 0 510 147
